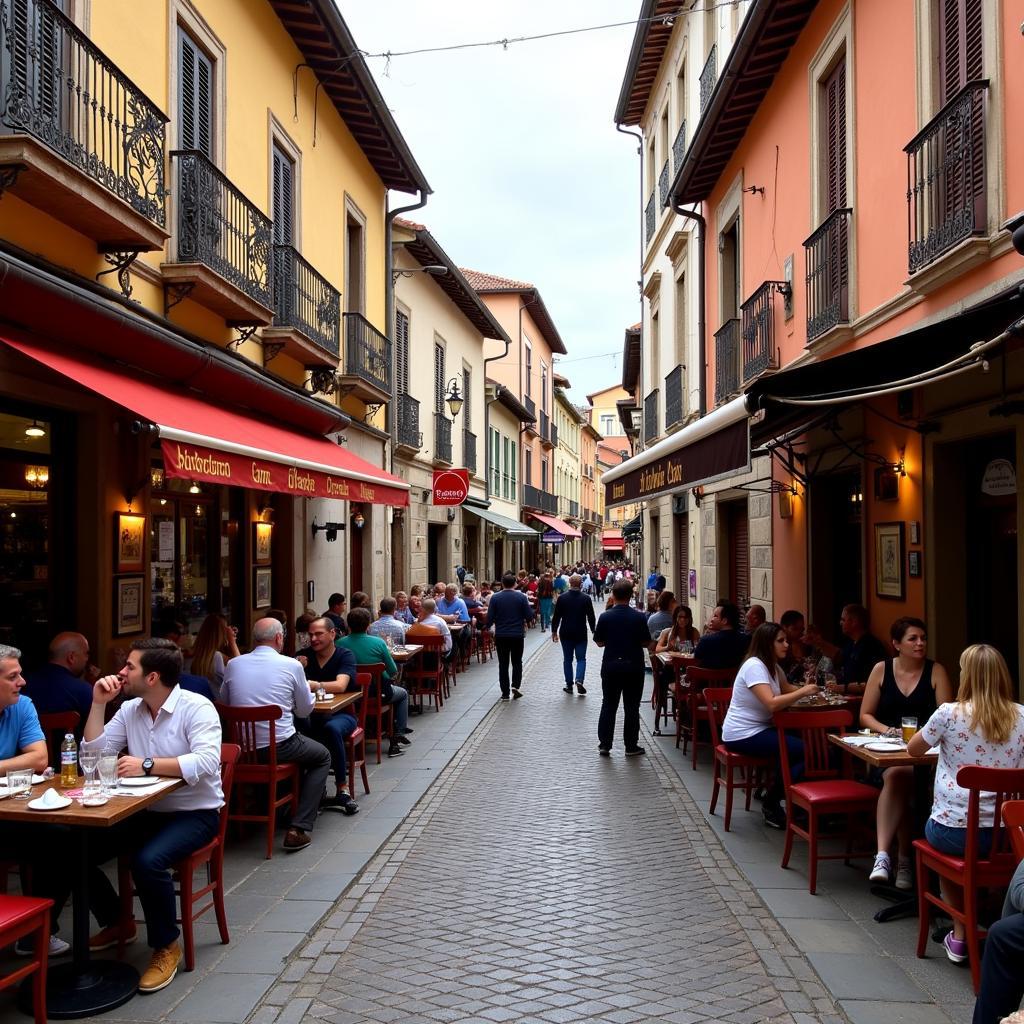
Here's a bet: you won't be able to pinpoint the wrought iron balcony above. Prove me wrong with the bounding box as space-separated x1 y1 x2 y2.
0 0 168 249
269 245 340 361
643 389 659 443
395 393 420 452
166 150 273 322
433 412 452 465
523 394 537 433
673 120 687 173
645 191 656 245
664 364 685 431
342 312 391 402
700 45 717 116
905 80 988 274
550 422 558 448
658 159 670 208
804 207 852 343
463 428 477 475
714 319 740 405
741 281 785 383
540 409 554 448
523 484 556 515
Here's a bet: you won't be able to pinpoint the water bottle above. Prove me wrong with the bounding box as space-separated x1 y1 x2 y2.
60 733 78 788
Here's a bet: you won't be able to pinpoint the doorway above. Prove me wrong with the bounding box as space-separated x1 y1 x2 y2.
675 512 689 600
349 515 364 594
427 522 445 584
808 469 863 636
718 499 749 608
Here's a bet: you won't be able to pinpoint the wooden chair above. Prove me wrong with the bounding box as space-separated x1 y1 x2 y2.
0 894 52 1024
680 666 735 767
216 704 299 860
774 709 879 894
359 662 394 763
118 744 241 970
471 609 492 663
346 673 370 795
1003 800 1024 860
37 710 80 769
649 650 671 735
705 686 772 831
914 766 1024 992
403 635 446 712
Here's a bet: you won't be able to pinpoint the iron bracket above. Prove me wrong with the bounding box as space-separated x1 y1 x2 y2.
262 342 285 364
163 281 195 317
0 164 25 198
305 368 338 396
227 322 259 349
97 246 147 300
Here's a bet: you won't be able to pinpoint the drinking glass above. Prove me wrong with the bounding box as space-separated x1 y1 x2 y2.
79 749 100 799
681 641 693 655
901 716 918 744
6 769 32 800
98 751 118 795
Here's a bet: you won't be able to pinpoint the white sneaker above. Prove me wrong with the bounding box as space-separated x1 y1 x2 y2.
15 934 70 957
869 851 891 883
894 860 913 891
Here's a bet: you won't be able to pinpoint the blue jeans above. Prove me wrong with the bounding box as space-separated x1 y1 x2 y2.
560 636 587 684
724 728 804 807
315 711 357 790
539 597 553 629
925 817 993 858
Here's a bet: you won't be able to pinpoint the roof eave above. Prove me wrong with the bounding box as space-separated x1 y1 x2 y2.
613 0 660 126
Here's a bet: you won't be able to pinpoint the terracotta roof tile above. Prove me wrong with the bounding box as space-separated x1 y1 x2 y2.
459 268 535 292
393 216 426 231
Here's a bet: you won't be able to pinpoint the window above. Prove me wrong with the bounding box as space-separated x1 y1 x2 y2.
541 459 548 491
510 440 517 497
674 271 687 366
433 343 445 413
524 342 532 396
395 309 410 396
676 60 687 129
502 436 510 498
938 0 983 105
650 309 660 385
462 368 471 430
720 217 740 320
822 57 847 215
525 450 532 487
345 200 365 315
178 28 213 157
541 362 548 411
271 142 295 246
599 414 615 435
489 427 500 496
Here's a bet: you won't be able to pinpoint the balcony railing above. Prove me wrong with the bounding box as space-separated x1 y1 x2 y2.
396 393 420 450
699 45 717 116
0 0 168 228
272 245 339 355
524 394 536 420
673 120 687 173
658 159 670 208
171 150 272 308
463 428 477 475
523 484 556 515
343 312 391 394
714 319 741 405
434 412 452 464
643 389 659 443
645 191 656 244
741 281 785 383
550 422 558 448
540 409 550 443
664 364 685 430
905 80 988 274
804 207 852 343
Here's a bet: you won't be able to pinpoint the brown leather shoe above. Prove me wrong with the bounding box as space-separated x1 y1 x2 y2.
139 941 181 993
90 922 138 952
283 827 311 852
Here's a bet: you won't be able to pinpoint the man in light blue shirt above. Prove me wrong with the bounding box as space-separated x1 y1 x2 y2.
437 584 470 660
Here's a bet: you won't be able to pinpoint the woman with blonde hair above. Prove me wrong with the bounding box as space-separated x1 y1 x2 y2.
189 613 240 697
908 644 1024 965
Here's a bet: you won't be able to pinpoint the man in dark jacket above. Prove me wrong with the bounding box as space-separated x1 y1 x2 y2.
693 601 748 670
551 574 596 695
486 573 535 700
593 579 651 756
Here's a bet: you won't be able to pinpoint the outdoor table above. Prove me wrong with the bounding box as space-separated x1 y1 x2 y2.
0 775 183 1017
390 644 423 663
656 651 695 667
309 690 361 715
793 694 861 712
827 732 938 769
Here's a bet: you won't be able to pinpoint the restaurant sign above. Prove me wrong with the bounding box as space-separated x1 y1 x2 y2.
604 418 750 507
162 440 409 507
542 530 564 544
432 468 470 506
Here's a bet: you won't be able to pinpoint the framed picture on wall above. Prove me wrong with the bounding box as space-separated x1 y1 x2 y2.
114 512 146 573
874 521 905 600
909 520 920 545
908 550 921 578
114 576 145 636
252 522 273 565
254 566 272 609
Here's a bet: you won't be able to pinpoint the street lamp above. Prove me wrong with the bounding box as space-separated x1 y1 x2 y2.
391 264 449 285
444 378 464 418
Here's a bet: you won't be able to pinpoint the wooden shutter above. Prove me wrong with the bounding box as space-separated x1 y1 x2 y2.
462 368 471 427
726 502 750 608
823 57 847 213
938 0 982 104
395 311 410 396
179 29 213 157
433 343 445 413
271 144 294 246
677 513 689 599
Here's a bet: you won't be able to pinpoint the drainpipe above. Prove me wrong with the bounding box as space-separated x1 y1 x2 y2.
669 199 707 418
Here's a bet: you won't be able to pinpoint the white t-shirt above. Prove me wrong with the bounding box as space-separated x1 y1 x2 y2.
919 701 1024 828
722 656 785 742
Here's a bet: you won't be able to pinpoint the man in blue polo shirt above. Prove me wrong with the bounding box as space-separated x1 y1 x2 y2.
437 584 471 660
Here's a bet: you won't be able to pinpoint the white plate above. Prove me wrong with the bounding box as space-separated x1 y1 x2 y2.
28 793 72 811
0 774 47 786
118 776 164 787
865 740 906 753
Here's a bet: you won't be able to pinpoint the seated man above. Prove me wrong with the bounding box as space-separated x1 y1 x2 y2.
973 855 1024 1024
81 638 224 992
393 591 416 625
23 631 95 726
693 601 748 670
296 618 359 815
368 597 408 646
323 593 348 636
221 619 331 853
337 609 410 757
804 603 886 695
437 584 471 657
407 598 453 655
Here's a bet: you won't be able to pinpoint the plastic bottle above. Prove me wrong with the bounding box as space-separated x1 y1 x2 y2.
60 733 78 788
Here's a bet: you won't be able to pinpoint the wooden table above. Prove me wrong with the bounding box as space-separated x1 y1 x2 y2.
656 651 695 667
0 776 183 1017
828 732 938 769
793 694 861 712
390 644 423 663
309 690 361 715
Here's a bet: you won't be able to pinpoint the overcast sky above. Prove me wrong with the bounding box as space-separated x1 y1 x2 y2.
339 2 641 405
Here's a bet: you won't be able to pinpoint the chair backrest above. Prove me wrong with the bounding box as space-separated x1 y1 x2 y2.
37 711 79 768
773 709 853 790
685 666 735 693
215 703 280 763
703 687 733 746
359 662 387 711
354 673 371 729
957 765 1024 870
412 633 446 672
1002 800 1024 862
217 743 241 843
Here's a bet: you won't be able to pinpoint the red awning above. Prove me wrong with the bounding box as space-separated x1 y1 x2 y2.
527 512 582 539
3 335 409 506
602 529 624 551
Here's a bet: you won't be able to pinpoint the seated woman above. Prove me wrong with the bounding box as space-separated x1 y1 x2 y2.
860 617 952 889
188 613 240 699
655 603 700 655
721 623 820 830
908 644 1024 965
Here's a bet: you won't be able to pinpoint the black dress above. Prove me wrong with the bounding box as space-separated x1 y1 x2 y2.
874 658 937 729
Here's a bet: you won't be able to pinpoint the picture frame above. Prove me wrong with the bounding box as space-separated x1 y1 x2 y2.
252 521 273 565
874 521 905 600
114 575 145 636
114 512 146 573
874 466 900 502
909 520 920 545
253 566 272 609
908 550 921 578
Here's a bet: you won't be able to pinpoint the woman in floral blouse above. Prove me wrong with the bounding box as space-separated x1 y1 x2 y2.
908 644 1024 965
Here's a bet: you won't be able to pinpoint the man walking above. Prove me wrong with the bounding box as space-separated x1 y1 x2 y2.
486 572 535 700
551 574 595 695
593 579 651 756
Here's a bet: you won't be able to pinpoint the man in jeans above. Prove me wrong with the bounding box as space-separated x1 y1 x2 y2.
486 572 535 700
551 574 595 695
221 618 330 853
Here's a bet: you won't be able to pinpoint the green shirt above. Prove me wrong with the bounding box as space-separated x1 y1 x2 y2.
336 632 398 679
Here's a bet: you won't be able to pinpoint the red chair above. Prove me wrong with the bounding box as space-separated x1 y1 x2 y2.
346 673 370 795
216 704 299 860
649 650 673 735
0 894 52 1024
914 766 1024 993
705 687 772 832
38 711 80 769
471 609 492 663
359 662 394 763
117 744 241 971
681 666 735 768
774 709 879 894
404 636 446 712
1003 800 1024 859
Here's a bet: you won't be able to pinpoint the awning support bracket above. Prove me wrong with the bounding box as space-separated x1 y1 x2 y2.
0 164 25 198
305 368 338 396
96 246 146 301
263 342 285 364
227 323 259 349
163 281 195 317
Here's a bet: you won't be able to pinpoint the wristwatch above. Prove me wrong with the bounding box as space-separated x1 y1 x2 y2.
142 757 154 776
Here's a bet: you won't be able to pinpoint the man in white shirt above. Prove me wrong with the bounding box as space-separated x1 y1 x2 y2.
407 598 453 655
221 618 331 854
81 638 224 993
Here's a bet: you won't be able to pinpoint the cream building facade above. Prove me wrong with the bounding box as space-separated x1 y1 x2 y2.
554 381 583 565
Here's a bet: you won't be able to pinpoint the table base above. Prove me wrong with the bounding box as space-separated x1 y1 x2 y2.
19 960 140 1019
871 881 918 923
